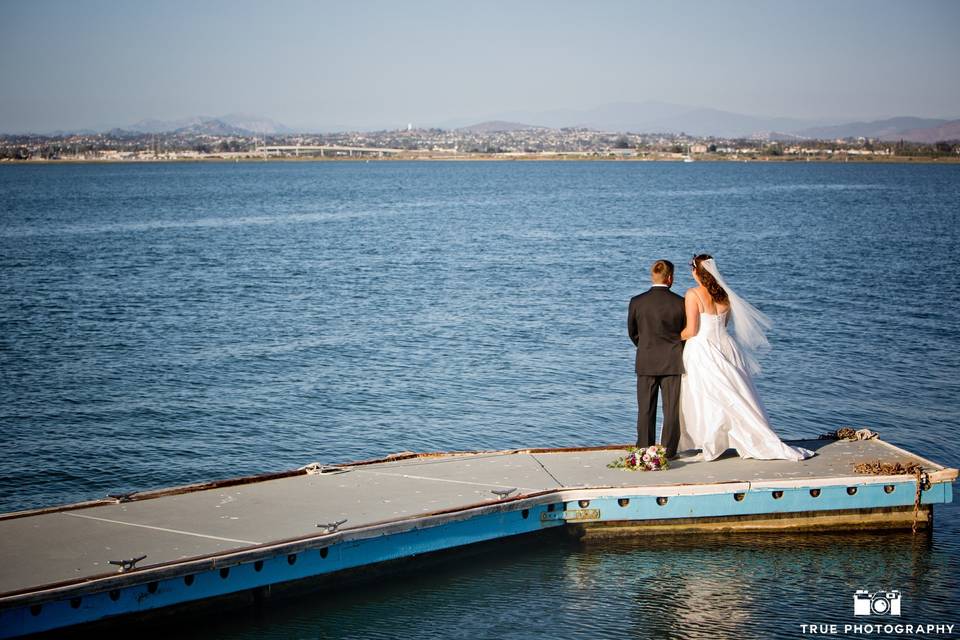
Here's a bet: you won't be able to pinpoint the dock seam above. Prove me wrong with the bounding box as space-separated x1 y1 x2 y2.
530 454 565 487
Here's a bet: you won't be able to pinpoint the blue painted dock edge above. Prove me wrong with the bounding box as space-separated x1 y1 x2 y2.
0 477 953 638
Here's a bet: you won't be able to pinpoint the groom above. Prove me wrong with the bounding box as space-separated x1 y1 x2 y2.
627 259 686 459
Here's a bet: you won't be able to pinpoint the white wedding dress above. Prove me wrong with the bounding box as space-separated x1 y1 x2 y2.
678 308 814 462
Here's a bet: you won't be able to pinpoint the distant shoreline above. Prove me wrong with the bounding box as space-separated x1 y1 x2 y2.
3 153 959 165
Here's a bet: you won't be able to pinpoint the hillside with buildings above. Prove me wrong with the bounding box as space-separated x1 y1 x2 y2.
3 122 958 162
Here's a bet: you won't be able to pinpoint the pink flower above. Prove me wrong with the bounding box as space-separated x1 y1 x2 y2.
647 446 659 456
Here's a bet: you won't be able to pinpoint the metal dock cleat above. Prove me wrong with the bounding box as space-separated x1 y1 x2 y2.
317 518 348 533
301 462 349 476
108 555 147 573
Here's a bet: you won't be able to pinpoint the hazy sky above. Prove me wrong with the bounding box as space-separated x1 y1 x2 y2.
1 0 958 132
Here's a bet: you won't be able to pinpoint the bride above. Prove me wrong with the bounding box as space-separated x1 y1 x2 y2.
677 254 813 461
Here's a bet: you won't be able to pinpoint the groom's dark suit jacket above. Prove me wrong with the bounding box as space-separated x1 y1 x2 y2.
628 286 686 375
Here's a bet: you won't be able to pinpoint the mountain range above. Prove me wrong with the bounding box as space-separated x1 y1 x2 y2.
454 101 824 138
9 104 959 142
123 114 292 135
794 117 953 141
456 102 960 142
886 120 960 144
790 116 960 143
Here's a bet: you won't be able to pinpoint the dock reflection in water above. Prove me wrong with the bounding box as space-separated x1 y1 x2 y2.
161 527 954 640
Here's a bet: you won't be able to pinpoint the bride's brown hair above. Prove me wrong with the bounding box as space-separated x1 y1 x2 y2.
692 254 729 304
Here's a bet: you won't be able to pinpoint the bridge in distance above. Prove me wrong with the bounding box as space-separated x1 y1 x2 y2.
254 145 406 157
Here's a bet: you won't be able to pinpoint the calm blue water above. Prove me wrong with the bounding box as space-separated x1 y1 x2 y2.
1 161 958 638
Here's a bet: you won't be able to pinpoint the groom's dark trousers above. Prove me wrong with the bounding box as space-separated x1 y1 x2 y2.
628 285 686 457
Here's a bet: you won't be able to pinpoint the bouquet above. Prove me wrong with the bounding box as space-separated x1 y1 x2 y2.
607 445 669 471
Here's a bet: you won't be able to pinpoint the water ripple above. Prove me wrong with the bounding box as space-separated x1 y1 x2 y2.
1 161 958 637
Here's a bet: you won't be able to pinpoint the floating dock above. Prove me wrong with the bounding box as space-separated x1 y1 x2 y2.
0 437 955 637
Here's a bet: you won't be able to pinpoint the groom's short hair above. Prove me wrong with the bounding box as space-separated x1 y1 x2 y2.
651 259 674 283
